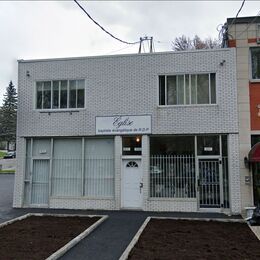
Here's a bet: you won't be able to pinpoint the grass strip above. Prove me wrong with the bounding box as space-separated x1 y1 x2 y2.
0 170 15 174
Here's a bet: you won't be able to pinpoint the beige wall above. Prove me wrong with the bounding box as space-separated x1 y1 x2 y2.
229 22 259 211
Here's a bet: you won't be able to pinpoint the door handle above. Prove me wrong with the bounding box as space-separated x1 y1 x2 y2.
139 182 143 193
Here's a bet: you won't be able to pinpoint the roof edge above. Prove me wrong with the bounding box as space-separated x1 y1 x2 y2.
17 48 232 63
227 16 260 25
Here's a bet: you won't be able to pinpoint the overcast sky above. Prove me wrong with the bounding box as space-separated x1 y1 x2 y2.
0 0 259 104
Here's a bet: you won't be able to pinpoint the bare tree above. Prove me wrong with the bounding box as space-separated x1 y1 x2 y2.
172 35 220 51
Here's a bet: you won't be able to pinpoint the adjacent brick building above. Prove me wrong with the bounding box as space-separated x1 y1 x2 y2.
225 16 260 210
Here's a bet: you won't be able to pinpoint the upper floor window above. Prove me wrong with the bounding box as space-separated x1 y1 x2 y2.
36 79 85 109
159 73 216 106
251 47 260 80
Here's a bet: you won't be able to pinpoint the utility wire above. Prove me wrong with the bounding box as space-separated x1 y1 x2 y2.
105 43 139 55
228 0 246 29
73 0 140 45
218 0 246 47
235 0 246 18
235 10 260 38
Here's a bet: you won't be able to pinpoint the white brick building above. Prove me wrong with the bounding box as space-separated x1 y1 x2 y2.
13 49 241 214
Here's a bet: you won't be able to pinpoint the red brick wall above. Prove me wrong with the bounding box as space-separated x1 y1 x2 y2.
228 40 236 47
250 82 260 130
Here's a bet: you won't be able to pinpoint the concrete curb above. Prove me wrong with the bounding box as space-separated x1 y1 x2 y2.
151 216 246 223
119 216 246 260
46 214 108 260
0 213 108 259
119 217 151 260
0 213 31 228
248 225 260 240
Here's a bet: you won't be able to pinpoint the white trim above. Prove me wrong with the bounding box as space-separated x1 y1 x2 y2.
157 104 218 109
249 47 260 81
219 135 224 210
34 79 86 111
81 137 85 197
18 48 233 63
250 79 260 83
148 198 197 202
49 138 53 203
159 73 217 106
208 73 211 104
251 131 260 135
50 196 114 200
121 155 142 159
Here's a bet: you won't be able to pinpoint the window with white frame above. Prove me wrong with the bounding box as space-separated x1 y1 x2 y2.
251 47 260 80
159 73 216 106
36 79 85 109
51 138 114 198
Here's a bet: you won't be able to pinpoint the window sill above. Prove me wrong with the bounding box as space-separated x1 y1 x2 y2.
157 104 218 108
50 196 115 200
250 79 260 84
35 108 85 114
148 197 197 202
121 155 142 159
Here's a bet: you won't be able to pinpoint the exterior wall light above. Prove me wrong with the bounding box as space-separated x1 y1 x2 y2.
244 156 250 169
136 137 140 143
220 60 226 66
26 70 30 77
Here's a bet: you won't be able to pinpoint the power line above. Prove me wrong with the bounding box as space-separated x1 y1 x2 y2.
73 0 140 45
235 0 246 18
219 0 246 47
105 43 139 55
235 10 260 38
229 0 246 28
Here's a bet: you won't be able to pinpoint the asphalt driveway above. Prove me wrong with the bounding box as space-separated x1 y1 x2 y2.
0 174 15 222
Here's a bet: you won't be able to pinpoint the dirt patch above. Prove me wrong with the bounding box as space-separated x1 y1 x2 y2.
0 215 100 260
129 219 260 260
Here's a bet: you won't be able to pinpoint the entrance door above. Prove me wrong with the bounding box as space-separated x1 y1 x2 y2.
122 159 142 209
252 163 260 206
198 158 222 209
31 159 49 206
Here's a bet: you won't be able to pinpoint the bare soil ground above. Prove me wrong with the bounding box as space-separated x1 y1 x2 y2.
129 219 260 260
0 215 100 260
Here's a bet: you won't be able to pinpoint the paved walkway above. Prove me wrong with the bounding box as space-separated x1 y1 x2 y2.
0 174 243 260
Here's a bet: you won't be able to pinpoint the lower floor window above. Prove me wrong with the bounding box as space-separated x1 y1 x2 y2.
150 155 196 198
24 138 114 203
149 135 229 208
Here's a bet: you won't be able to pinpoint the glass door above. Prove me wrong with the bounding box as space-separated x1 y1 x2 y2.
31 159 50 206
252 163 260 206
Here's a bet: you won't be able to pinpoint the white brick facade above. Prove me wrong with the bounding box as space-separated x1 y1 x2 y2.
13 49 241 214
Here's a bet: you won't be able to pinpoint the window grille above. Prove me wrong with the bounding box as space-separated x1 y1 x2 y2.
150 155 196 198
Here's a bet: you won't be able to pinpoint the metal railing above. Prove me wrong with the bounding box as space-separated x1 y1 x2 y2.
150 155 196 198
